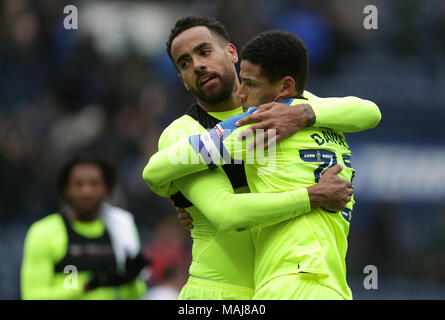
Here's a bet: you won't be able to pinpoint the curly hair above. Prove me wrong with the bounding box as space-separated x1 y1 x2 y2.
166 16 230 65
57 154 116 196
240 30 309 94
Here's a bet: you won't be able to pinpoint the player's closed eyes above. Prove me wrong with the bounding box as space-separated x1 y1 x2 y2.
243 81 256 88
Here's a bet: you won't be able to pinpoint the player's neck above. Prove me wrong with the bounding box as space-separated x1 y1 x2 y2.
68 207 101 223
197 93 240 113
275 89 301 103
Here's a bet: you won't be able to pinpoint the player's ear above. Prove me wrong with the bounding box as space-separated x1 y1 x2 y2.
226 43 239 64
178 73 190 91
279 76 296 97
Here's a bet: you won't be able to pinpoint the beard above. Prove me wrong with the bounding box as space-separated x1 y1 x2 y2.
66 197 102 221
191 67 236 105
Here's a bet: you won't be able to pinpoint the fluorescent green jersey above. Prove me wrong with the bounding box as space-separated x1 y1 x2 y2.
221 97 356 298
143 91 380 298
21 214 146 300
158 107 251 288
149 106 311 295
156 107 256 291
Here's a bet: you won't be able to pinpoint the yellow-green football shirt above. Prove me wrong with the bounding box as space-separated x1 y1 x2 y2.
221 97 355 298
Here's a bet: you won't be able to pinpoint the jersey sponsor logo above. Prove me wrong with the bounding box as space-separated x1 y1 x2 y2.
69 243 115 257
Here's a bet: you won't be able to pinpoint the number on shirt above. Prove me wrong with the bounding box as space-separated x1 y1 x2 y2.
299 149 337 182
300 149 355 222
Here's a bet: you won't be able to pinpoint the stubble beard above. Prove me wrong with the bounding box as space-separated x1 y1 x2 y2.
193 68 236 105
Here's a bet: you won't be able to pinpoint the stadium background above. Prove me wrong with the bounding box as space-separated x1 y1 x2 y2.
1 0 444 299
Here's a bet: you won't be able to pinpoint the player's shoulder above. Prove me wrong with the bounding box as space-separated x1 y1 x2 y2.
26 213 64 240
287 90 319 106
218 107 257 133
158 115 203 150
302 90 319 100
302 90 365 103
101 203 140 246
101 202 135 223
162 115 197 132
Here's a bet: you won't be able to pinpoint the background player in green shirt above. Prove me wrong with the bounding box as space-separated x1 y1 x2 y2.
143 17 380 300
21 155 148 300
149 29 381 299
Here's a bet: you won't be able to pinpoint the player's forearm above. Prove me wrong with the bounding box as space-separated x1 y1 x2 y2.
202 181 345 232
310 96 381 132
142 139 209 197
22 283 85 300
219 188 312 231
192 187 311 232
21 264 85 300
175 162 314 232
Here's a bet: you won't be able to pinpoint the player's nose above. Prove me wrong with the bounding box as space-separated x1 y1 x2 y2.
193 57 207 73
235 87 247 102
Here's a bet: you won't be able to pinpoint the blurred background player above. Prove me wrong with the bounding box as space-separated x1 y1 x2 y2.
20 155 148 299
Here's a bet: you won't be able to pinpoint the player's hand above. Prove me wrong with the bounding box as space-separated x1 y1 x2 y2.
177 207 194 230
307 164 353 211
235 102 315 150
169 198 193 230
84 252 150 292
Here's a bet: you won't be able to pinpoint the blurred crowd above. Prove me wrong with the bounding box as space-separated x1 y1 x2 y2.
1 0 445 299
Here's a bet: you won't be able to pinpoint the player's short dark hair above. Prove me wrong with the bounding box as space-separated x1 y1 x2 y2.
57 154 116 195
166 16 230 65
240 30 309 94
